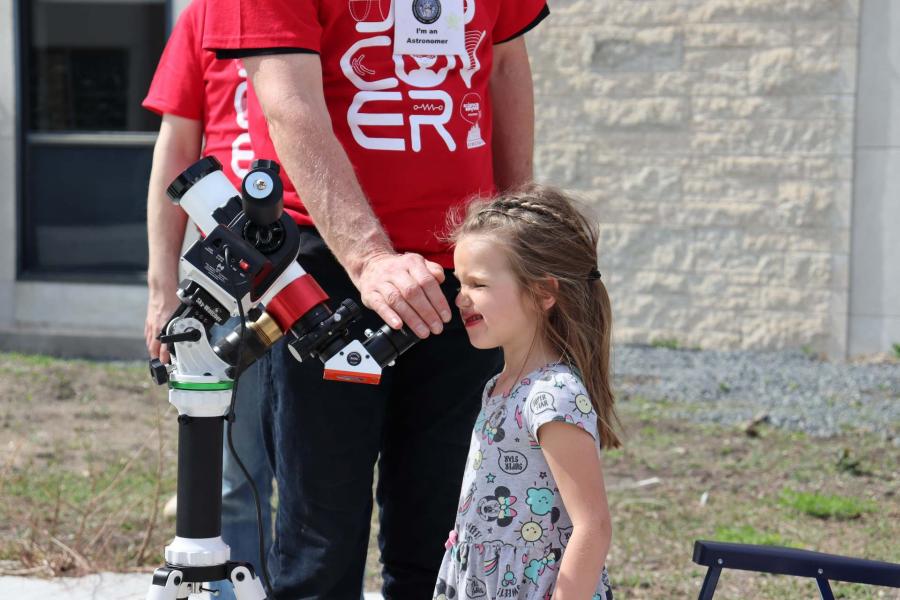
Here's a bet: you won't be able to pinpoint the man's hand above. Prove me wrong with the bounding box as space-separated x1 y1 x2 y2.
358 252 451 339
145 287 181 364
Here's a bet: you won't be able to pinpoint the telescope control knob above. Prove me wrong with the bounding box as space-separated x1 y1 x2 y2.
241 162 284 227
149 358 169 385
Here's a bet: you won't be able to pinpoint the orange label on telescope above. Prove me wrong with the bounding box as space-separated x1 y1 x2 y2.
323 369 382 386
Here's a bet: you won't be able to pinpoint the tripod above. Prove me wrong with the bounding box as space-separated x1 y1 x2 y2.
144 157 418 599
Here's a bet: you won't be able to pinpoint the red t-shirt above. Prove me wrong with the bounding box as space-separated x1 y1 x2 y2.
143 0 254 187
203 0 548 266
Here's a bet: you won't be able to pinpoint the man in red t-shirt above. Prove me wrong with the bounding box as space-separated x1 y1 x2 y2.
142 3 270 599
204 1 548 597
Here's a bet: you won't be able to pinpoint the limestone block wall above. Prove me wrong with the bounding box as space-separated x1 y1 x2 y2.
530 0 859 357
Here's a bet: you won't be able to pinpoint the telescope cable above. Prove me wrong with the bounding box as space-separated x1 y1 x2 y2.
222 245 275 598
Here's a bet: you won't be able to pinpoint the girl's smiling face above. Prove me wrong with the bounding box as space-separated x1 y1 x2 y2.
453 234 538 351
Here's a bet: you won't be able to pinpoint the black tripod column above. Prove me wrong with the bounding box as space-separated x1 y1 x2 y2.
176 414 224 539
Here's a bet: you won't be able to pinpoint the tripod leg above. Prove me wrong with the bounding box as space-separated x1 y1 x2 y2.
148 566 189 600
229 564 268 600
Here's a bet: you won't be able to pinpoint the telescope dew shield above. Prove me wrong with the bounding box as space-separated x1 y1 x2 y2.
168 157 241 236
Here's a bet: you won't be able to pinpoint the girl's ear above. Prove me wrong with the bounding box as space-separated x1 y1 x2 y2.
537 278 558 312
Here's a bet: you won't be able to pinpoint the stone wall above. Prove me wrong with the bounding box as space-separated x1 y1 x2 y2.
530 0 859 357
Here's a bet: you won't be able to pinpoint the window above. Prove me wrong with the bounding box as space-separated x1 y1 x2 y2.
21 0 168 280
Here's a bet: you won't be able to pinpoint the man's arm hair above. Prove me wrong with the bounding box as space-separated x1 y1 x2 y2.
490 36 535 191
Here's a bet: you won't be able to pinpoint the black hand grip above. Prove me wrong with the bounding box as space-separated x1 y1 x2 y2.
159 328 203 344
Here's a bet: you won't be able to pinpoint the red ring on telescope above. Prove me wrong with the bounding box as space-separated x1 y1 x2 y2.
266 275 330 331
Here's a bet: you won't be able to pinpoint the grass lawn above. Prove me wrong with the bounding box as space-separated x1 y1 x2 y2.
1 353 898 598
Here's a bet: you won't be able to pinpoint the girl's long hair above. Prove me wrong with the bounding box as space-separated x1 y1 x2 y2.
450 185 621 448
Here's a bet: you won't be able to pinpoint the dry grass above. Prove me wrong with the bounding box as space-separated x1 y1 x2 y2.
1 353 898 599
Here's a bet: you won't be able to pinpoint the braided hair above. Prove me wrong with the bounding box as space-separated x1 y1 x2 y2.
449 185 621 449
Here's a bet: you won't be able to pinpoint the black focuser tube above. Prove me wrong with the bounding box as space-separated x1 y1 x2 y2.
364 324 418 367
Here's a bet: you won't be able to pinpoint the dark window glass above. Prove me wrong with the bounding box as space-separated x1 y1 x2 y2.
28 1 166 132
23 143 153 275
22 0 168 280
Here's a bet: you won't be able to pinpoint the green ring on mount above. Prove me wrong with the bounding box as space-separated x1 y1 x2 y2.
169 381 233 391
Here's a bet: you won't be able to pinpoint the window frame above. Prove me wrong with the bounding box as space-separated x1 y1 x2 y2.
16 0 172 284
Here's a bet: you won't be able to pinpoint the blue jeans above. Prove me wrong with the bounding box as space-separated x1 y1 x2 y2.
209 341 274 600
261 228 502 600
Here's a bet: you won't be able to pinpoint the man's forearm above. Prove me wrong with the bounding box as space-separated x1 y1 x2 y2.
491 37 535 191
247 55 393 283
266 106 393 281
148 180 188 292
146 116 200 293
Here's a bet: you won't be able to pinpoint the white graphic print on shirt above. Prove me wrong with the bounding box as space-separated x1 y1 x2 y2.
340 0 486 152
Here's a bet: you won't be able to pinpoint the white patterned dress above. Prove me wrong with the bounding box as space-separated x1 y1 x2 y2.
434 363 613 600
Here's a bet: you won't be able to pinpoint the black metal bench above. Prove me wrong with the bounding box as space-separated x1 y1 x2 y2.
692 540 900 599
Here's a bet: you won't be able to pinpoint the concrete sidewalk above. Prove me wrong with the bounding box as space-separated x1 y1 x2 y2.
0 573 384 599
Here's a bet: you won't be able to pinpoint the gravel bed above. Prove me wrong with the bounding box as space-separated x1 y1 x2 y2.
612 346 900 442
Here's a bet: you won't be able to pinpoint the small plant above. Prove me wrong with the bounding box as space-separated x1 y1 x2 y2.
714 525 793 547
800 344 818 359
835 448 871 477
651 338 679 350
779 489 874 520
718 382 731 393
893 343 900 359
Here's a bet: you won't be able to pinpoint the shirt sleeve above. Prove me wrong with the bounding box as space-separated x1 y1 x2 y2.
201 0 322 54
142 4 205 119
492 0 549 45
523 369 600 445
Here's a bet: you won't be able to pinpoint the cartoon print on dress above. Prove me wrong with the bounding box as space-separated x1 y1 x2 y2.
525 487 554 516
553 414 587 431
514 404 524 430
558 525 574 548
471 449 483 471
516 519 546 545
522 547 561 585
458 482 476 515
434 577 457 600
481 405 506 444
482 549 499 576
501 565 518 587
529 391 557 416
476 486 518 527
465 576 488 598
574 393 594 416
497 449 528 475
451 539 470 571
476 539 516 553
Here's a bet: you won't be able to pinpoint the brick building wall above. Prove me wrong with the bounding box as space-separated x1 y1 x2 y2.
530 0 859 356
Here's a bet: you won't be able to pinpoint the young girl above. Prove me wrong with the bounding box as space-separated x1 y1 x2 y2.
434 186 620 600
